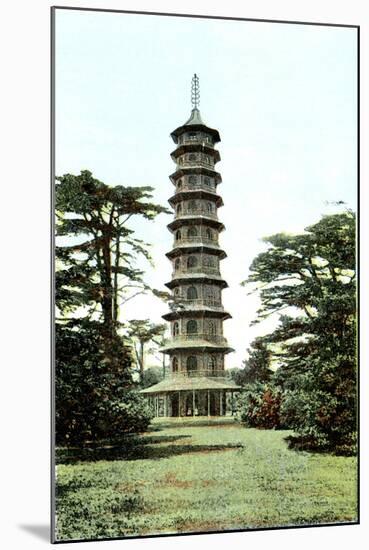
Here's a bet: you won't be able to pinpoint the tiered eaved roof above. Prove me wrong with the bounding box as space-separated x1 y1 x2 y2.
140 75 238 414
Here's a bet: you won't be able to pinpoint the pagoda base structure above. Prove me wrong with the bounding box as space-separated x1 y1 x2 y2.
140 375 240 418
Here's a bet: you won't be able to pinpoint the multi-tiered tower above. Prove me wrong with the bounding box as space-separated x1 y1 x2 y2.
141 75 238 417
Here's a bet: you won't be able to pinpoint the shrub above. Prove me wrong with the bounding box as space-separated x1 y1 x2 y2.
104 391 153 437
55 322 153 445
236 383 282 429
280 381 357 456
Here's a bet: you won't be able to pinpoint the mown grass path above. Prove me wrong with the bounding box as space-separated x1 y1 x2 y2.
56 420 357 541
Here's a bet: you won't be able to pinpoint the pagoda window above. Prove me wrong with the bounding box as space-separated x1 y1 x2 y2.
174 287 180 296
187 286 198 300
187 320 198 334
175 230 181 240
173 322 179 336
174 258 180 270
178 157 184 165
188 175 197 185
204 176 211 186
206 228 213 241
176 203 182 214
187 256 198 269
208 321 217 335
208 356 217 372
187 356 197 372
189 153 197 161
172 356 179 372
187 226 197 237
188 200 197 211
188 132 197 141
177 179 183 188
206 287 215 302
206 202 213 213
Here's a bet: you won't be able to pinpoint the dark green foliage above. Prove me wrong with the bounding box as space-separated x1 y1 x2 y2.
56 170 169 329
140 366 164 389
55 321 153 445
54 171 168 444
243 210 357 454
236 383 282 429
236 336 273 385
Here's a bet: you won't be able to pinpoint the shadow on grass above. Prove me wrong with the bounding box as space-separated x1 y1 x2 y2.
153 418 238 429
56 433 243 465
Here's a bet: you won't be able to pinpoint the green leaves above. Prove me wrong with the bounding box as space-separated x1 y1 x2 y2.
243 210 357 454
54 169 168 444
55 320 153 445
55 170 170 327
236 383 283 429
127 319 167 380
237 337 273 385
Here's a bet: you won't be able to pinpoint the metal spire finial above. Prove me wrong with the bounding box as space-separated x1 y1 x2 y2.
191 73 200 109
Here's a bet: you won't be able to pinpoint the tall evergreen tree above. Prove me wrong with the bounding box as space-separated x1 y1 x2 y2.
243 210 356 453
55 170 169 333
55 171 169 443
238 336 273 385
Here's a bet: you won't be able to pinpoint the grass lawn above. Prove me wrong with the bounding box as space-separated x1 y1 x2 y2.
55 419 358 541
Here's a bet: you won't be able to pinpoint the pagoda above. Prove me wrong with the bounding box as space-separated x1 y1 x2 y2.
140 75 239 417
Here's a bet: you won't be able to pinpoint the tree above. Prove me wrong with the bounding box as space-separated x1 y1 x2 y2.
140 366 164 389
56 170 169 333
55 171 169 443
128 320 167 381
243 210 356 454
55 319 153 445
237 336 273 385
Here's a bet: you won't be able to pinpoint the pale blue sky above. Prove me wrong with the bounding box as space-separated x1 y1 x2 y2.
55 9 357 368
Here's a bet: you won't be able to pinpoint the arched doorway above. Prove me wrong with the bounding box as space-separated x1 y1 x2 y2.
187 286 198 300
172 356 179 373
186 355 197 373
186 320 198 335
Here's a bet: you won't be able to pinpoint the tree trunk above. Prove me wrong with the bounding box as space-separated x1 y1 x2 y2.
101 232 113 335
113 234 120 323
139 340 144 381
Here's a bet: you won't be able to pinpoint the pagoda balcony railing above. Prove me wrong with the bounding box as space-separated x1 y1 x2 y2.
165 369 230 379
175 208 218 220
176 182 217 193
178 138 214 147
177 160 215 170
173 266 220 276
170 333 228 345
174 236 219 246
172 298 223 310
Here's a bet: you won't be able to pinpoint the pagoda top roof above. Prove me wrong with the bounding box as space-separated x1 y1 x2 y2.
170 108 221 144
185 107 205 126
